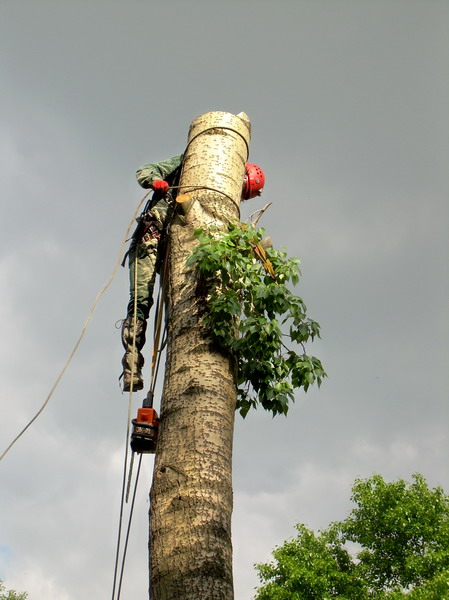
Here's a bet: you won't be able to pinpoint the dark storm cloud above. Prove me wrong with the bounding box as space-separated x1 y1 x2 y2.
1 2 448 599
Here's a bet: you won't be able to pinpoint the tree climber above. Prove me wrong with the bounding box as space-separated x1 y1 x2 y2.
120 155 265 392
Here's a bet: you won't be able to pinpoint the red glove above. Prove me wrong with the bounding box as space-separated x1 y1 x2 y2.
152 180 169 194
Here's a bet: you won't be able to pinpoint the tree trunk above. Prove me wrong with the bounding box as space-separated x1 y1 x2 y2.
149 111 251 600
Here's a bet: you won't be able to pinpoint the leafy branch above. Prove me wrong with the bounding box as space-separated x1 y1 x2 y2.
187 223 326 417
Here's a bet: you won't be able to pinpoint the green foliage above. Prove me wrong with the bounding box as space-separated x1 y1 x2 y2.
187 223 326 417
0 581 27 600
255 524 366 600
254 474 449 600
342 474 449 593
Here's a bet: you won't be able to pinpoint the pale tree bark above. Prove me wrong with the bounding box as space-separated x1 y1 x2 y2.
149 111 251 600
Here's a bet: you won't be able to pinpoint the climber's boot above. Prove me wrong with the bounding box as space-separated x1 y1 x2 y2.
121 317 147 392
121 351 144 392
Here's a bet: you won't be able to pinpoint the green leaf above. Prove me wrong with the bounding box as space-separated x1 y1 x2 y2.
187 222 325 417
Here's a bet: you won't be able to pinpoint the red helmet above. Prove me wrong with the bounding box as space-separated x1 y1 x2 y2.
242 163 265 199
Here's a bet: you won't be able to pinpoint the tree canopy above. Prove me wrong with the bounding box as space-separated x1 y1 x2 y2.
0 581 27 600
254 474 449 599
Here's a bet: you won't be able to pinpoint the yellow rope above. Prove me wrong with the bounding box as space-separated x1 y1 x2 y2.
240 221 276 281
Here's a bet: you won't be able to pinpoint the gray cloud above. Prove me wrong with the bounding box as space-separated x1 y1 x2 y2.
1 1 448 599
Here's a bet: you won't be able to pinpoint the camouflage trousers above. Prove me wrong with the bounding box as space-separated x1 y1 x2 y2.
126 234 161 321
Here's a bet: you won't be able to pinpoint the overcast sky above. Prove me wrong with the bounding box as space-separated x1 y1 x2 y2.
1 1 448 599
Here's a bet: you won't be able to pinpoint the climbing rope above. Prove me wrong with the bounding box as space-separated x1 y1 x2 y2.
117 453 143 597
111 249 141 600
112 451 143 600
112 232 170 600
0 192 151 463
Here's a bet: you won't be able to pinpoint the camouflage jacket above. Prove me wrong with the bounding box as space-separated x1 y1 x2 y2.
132 154 184 241
136 154 183 190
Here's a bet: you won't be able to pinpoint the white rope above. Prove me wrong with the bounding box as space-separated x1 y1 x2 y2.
0 192 150 462
111 244 141 600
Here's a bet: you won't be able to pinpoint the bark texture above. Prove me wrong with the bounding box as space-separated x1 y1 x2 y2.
149 111 251 600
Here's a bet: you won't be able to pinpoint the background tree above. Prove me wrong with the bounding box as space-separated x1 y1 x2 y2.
0 581 27 600
254 474 449 600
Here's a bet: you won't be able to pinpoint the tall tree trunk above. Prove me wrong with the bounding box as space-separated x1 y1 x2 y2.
149 111 251 600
